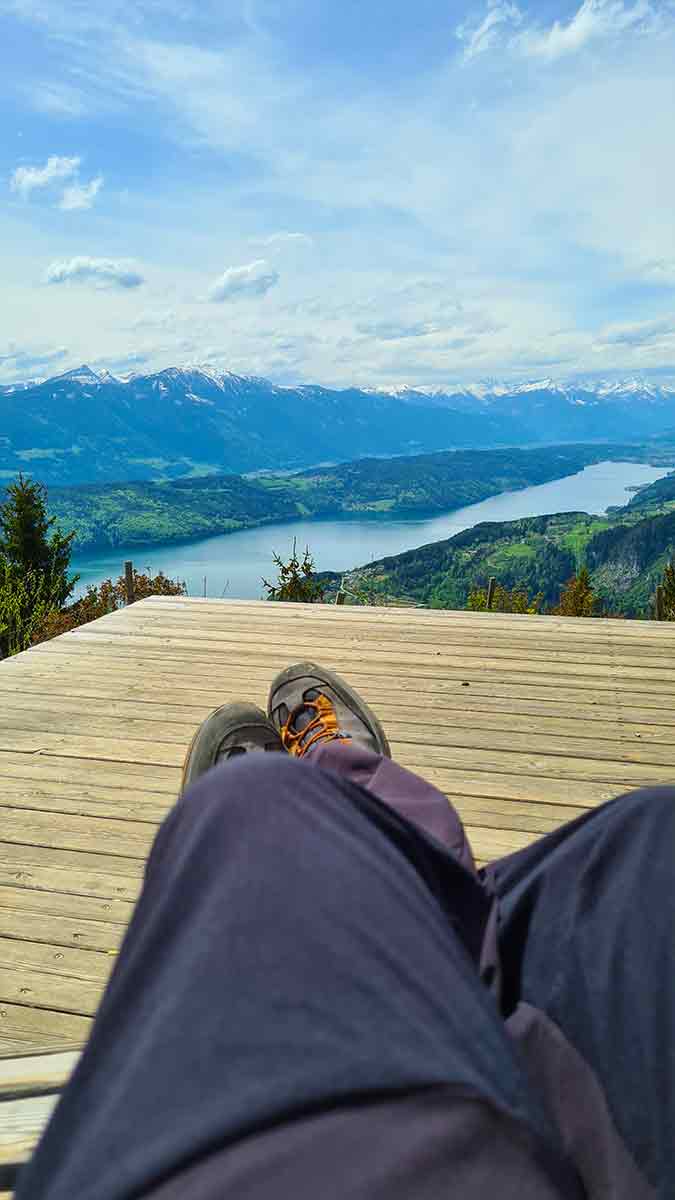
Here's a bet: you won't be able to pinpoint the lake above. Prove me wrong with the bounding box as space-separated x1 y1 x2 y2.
71 459 670 601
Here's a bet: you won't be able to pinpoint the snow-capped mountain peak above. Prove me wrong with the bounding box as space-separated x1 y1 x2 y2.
52 364 103 386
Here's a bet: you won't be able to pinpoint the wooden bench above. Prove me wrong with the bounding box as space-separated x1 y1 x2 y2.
0 1051 79 1195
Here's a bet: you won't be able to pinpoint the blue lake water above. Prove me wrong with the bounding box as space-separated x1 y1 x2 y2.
71 460 670 601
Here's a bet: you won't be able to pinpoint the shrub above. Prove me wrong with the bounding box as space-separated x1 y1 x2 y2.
262 540 325 603
467 583 544 614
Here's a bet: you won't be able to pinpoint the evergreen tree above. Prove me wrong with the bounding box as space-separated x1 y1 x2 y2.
659 557 675 620
0 474 78 608
262 540 325 603
549 567 599 617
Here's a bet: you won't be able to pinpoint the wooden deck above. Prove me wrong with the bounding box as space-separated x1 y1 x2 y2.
1 596 674 1176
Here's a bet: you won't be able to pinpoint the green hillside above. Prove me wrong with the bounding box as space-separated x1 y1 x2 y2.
44 443 629 553
318 480 675 618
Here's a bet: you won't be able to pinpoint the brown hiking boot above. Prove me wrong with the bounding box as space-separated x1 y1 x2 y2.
181 701 283 791
267 662 391 759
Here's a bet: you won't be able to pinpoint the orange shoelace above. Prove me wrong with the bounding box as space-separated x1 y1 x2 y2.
281 693 350 758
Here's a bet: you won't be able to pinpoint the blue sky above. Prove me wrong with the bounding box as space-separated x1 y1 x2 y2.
2 0 675 387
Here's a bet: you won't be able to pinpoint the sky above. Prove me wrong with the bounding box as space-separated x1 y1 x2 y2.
2 0 675 388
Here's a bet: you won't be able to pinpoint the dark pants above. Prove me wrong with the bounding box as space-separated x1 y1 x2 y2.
16 745 673 1200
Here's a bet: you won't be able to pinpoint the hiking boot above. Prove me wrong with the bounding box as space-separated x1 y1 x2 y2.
267 662 391 759
181 701 283 791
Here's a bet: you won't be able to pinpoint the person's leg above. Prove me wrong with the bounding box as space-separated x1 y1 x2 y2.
310 740 478 874
484 786 675 1197
17 755 582 1200
267 660 477 873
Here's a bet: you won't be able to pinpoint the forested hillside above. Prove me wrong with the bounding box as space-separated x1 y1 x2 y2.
43 443 622 552
318 481 675 617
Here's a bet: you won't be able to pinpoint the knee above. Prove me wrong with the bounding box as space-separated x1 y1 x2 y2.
609 785 675 838
180 752 302 819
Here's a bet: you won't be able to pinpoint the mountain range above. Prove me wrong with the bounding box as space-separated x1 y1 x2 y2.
3 364 675 487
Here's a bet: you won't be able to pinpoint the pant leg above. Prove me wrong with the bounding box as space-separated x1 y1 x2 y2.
17 756 582 1200
310 740 477 872
484 786 675 1198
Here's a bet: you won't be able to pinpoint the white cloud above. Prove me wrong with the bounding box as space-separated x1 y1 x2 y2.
517 0 661 60
131 309 179 330
29 83 85 117
250 231 313 247
10 154 80 196
457 0 664 62
0 342 70 382
0 342 69 368
45 256 145 288
59 174 104 210
208 259 279 302
456 0 523 61
638 259 675 285
355 320 436 341
595 315 675 346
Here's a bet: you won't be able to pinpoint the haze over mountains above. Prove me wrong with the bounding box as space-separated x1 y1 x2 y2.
3 364 675 488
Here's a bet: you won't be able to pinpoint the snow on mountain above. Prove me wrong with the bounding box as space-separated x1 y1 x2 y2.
51 365 104 386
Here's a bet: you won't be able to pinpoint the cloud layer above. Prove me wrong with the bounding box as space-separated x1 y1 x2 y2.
1 0 675 387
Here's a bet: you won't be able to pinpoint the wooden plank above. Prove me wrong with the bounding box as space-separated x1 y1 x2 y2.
423 765 619 808
18 643 675 701
464 825 534 861
1 721 672 786
0 1050 79 1095
0 731 184 770
0 1093 58 1167
0 808 156 860
0 885 133 927
389 740 675 787
0 842 143 904
0 906 124 954
0 937 111 987
30 627 675 683
438 794 588 834
134 596 675 635
0 966 104 1018
0 751 179 795
0 779 171 824
387 721 675 766
89 610 675 664
0 1002 92 1057
0 710 197 745
6 654 672 711
7 705 675 762
130 600 675 646
8 690 675 746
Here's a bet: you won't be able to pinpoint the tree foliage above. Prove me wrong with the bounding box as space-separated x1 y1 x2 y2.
0 473 78 608
0 480 186 657
29 568 186 645
0 562 69 657
659 557 675 620
549 567 600 617
467 583 544 614
262 540 325 603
